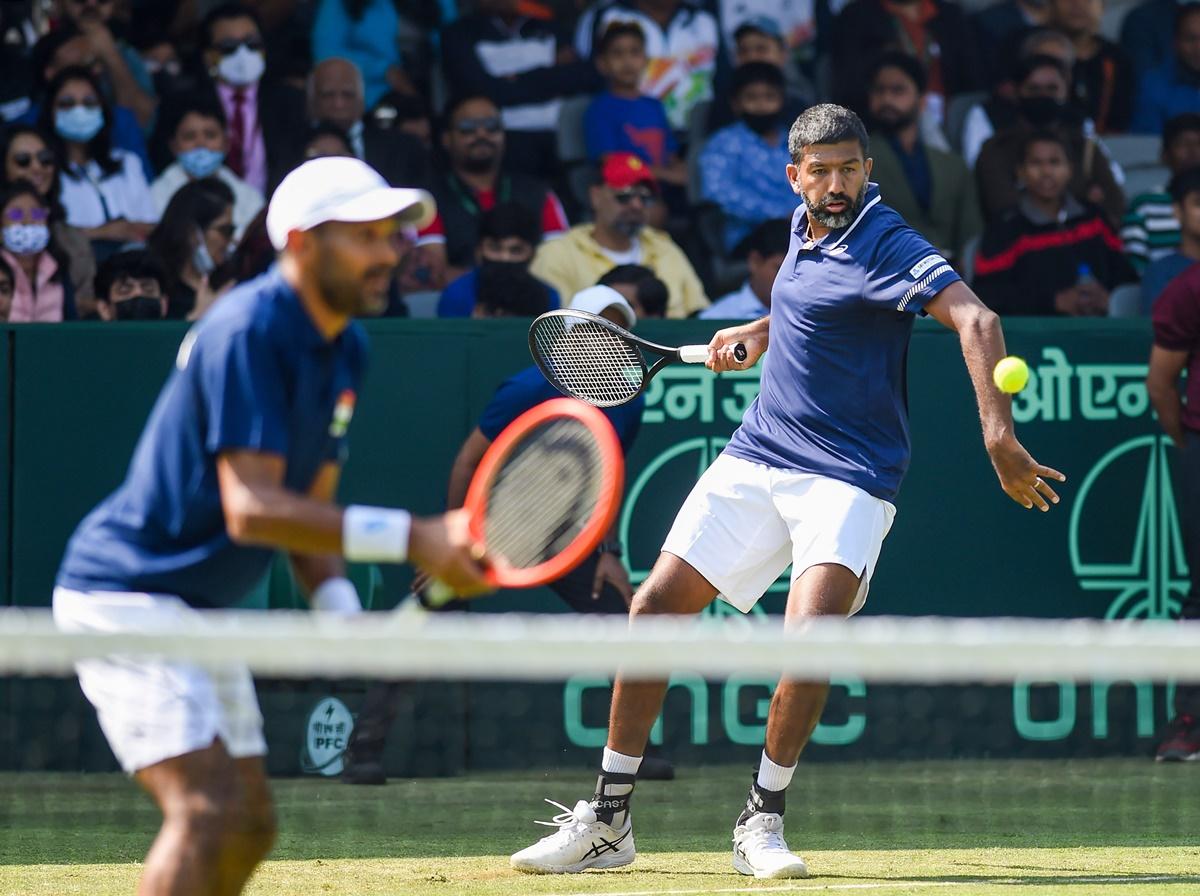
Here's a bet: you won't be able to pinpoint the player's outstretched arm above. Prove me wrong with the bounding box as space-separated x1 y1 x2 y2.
925 282 1066 511
216 451 492 595
707 316 769 372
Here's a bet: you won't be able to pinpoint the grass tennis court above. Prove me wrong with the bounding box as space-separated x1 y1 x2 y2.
3 760 1200 895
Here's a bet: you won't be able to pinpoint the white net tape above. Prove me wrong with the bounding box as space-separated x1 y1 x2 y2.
4 608 1200 682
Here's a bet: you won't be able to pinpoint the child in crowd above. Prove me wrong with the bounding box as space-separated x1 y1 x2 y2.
585 22 687 194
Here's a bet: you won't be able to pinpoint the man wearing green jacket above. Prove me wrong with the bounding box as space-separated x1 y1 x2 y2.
865 51 981 269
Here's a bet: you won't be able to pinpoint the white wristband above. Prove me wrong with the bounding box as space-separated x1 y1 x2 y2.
311 577 362 614
343 505 412 563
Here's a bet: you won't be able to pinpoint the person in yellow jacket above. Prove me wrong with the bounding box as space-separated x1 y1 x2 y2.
531 152 709 318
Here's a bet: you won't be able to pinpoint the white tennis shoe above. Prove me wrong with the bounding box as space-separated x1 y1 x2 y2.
732 812 808 879
510 798 635 874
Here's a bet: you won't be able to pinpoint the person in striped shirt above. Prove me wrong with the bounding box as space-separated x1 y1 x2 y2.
1120 113 1200 273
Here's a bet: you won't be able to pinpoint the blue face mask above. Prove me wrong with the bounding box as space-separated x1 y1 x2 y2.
55 105 104 144
178 146 226 179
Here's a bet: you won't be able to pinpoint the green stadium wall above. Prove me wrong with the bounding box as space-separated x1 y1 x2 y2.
0 319 1183 772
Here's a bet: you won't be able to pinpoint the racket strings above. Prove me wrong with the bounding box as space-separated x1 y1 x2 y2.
484 418 607 570
530 315 645 406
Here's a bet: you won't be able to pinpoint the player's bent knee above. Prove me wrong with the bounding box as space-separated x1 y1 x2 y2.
630 552 717 617
225 798 278 860
163 792 234 853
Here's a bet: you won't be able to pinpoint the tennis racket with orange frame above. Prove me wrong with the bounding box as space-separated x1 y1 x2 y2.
425 398 625 605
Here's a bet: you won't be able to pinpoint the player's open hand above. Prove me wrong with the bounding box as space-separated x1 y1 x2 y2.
707 321 768 373
408 510 492 597
987 436 1066 512
592 552 634 608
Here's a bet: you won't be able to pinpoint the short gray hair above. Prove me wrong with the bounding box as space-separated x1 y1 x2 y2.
787 104 869 165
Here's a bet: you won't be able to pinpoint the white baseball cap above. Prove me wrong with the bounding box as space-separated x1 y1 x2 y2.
569 285 637 328
266 157 436 250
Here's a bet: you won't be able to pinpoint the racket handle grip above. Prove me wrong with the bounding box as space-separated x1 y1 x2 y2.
678 344 709 364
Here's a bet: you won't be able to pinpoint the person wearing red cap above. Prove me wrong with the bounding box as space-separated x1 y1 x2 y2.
530 151 709 318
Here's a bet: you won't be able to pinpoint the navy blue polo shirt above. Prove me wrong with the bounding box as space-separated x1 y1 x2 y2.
479 365 643 454
57 267 367 608
725 184 960 501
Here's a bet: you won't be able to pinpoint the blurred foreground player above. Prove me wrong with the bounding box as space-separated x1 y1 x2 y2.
52 156 491 896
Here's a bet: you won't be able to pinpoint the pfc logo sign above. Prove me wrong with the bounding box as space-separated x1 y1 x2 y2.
301 696 355 776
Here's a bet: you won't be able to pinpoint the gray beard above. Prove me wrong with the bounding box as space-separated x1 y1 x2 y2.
805 180 868 229
613 219 644 239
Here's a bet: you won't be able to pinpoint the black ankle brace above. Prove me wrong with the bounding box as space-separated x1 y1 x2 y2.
738 778 786 825
591 771 636 824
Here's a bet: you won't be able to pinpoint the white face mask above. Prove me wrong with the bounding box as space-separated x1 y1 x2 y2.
216 45 265 87
3 223 50 255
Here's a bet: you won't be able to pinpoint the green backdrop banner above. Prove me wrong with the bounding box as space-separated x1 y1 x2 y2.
0 318 1181 772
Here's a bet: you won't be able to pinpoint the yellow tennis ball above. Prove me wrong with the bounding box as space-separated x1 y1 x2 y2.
993 356 1029 394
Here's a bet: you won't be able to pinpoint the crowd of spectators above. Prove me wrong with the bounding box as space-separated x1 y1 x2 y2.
0 0 1197 324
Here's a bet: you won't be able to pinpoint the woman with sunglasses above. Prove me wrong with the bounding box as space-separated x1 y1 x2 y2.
1 125 97 317
0 180 77 322
146 177 236 320
37 66 157 261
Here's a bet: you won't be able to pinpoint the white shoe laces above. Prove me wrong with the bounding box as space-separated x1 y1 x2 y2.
533 799 597 841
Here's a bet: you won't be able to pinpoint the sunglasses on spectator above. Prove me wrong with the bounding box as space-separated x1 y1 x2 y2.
10 150 55 169
612 187 656 205
214 38 264 56
453 117 502 136
208 223 236 240
4 207 50 223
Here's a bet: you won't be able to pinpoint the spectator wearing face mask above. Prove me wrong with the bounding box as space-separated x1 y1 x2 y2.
699 62 800 252
197 2 307 195
23 26 151 176
56 0 157 129
1 125 96 316
0 180 77 321
1046 0 1134 134
438 201 560 317
866 52 980 265
975 53 1124 225
145 177 236 321
705 17 811 135
93 248 169 320
39 66 157 260
960 28 1076 170
150 96 264 244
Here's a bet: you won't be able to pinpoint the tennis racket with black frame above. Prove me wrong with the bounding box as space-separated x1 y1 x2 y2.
528 309 747 408
424 398 625 605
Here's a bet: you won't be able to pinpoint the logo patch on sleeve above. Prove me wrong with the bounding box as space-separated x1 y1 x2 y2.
909 254 948 279
329 390 356 438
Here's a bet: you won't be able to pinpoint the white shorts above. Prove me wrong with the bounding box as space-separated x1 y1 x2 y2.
52 587 267 774
661 454 896 614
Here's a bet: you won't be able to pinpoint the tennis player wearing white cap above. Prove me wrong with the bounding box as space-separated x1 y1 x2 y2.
53 157 492 896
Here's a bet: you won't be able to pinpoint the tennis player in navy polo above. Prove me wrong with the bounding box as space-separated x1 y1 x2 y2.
53 156 491 896
512 105 1067 879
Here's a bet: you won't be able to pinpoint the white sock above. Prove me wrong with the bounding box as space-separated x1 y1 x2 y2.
601 747 642 776
756 750 796 792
